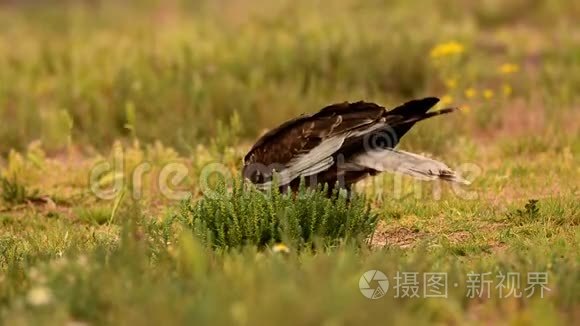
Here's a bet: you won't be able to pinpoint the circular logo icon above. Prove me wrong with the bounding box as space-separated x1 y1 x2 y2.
359 270 389 299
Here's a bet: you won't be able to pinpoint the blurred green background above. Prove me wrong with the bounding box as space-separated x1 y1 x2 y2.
1 0 578 155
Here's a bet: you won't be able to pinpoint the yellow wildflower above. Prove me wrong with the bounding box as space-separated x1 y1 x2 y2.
464 88 477 99
441 95 453 106
445 78 457 89
272 243 290 254
430 41 465 59
483 89 494 99
502 83 512 96
499 63 519 74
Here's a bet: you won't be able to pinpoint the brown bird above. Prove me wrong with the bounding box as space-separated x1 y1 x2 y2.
243 97 469 197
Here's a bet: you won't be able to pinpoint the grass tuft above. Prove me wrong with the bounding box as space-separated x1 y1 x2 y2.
0 176 39 206
507 199 540 225
178 180 377 250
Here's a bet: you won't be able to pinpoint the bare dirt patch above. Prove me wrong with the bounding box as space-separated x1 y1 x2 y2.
447 230 472 244
370 220 427 248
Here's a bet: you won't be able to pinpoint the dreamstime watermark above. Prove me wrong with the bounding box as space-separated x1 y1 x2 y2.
88 147 482 201
358 270 551 299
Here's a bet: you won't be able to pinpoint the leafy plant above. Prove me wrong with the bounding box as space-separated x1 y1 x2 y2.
0 176 40 205
178 180 377 250
507 199 540 225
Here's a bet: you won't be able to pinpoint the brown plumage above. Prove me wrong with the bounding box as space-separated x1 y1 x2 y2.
243 97 468 196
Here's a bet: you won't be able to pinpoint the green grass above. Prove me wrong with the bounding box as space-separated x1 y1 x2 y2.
0 204 577 325
0 0 579 324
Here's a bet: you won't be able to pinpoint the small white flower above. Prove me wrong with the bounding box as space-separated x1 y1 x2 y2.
27 286 53 306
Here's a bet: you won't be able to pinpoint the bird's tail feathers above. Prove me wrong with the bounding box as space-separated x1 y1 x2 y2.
396 107 458 126
352 148 470 185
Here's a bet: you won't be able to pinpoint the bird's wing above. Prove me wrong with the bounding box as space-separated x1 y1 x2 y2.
351 148 470 184
244 102 386 187
276 134 347 184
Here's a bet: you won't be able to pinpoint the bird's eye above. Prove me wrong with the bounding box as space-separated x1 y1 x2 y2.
244 168 263 183
243 163 273 184
254 171 264 183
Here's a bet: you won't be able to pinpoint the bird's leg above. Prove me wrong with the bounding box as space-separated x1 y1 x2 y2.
344 183 353 203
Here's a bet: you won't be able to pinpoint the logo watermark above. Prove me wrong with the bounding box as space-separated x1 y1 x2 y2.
359 270 390 299
359 270 550 299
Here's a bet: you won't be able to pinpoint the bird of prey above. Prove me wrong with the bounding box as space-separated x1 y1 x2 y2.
243 97 469 197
